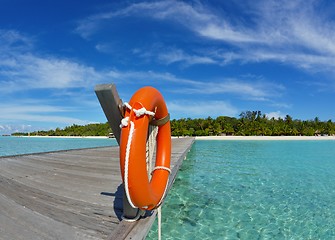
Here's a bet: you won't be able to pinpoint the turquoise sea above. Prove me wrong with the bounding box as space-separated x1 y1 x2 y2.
148 140 335 239
0 136 117 156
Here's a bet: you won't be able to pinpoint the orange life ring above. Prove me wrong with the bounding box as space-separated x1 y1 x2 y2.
119 86 171 210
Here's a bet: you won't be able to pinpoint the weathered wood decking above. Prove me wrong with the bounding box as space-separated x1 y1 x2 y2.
0 137 194 240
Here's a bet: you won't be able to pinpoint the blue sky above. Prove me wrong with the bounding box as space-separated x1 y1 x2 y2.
1 0 335 134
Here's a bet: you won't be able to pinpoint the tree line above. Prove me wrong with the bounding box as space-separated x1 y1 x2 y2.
171 111 335 136
12 123 111 137
11 111 335 137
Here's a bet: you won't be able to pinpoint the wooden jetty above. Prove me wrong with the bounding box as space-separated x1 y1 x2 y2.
0 137 194 240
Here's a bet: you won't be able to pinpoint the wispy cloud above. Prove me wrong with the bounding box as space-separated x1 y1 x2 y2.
218 50 335 71
0 124 33 134
0 29 34 51
75 0 259 43
0 103 88 125
0 26 288 130
0 29 286 94
174 80 284 100
212 0 335 71
0 54 102 93
157 49 217 66
164 74 284 101
100 69 284 101
0 30 104 130
0 29 106 93
167 100 239 119
75 0 335 72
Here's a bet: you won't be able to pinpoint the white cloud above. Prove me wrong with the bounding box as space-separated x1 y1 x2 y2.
218 50 335 71
0 29 108 93
157 49 217 66
0 124 33 134
75 0 261 43
94 68 284 118
0 29 34 52
1 29 281 103
0 54 103 93
198 23 257 43
0 103 88 125
75 0 335 72
95 44 108 53
167 100 239 119
170 78 284 100
266 111 286 120
270 102 292 109
100 69 284 100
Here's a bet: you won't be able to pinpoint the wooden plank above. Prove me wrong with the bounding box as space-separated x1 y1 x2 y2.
94 84 123 144
0 193 102 240
0 138 194 240
0 146 121 240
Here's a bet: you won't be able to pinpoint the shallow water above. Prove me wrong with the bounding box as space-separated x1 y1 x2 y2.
147 140 335 239
0 136 117 156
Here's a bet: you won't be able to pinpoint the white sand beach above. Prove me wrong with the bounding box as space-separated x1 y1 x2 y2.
195 136 335 141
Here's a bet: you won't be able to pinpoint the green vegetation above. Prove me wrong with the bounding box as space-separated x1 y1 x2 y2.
12 123 111 137
171 111 335 137
11 111 335 137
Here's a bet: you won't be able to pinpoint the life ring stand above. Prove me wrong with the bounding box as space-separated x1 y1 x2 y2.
119 86 171 211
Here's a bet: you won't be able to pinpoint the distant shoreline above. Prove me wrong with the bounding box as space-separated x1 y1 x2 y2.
8 135 335 141
17 135 110 139
195 136 335 140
